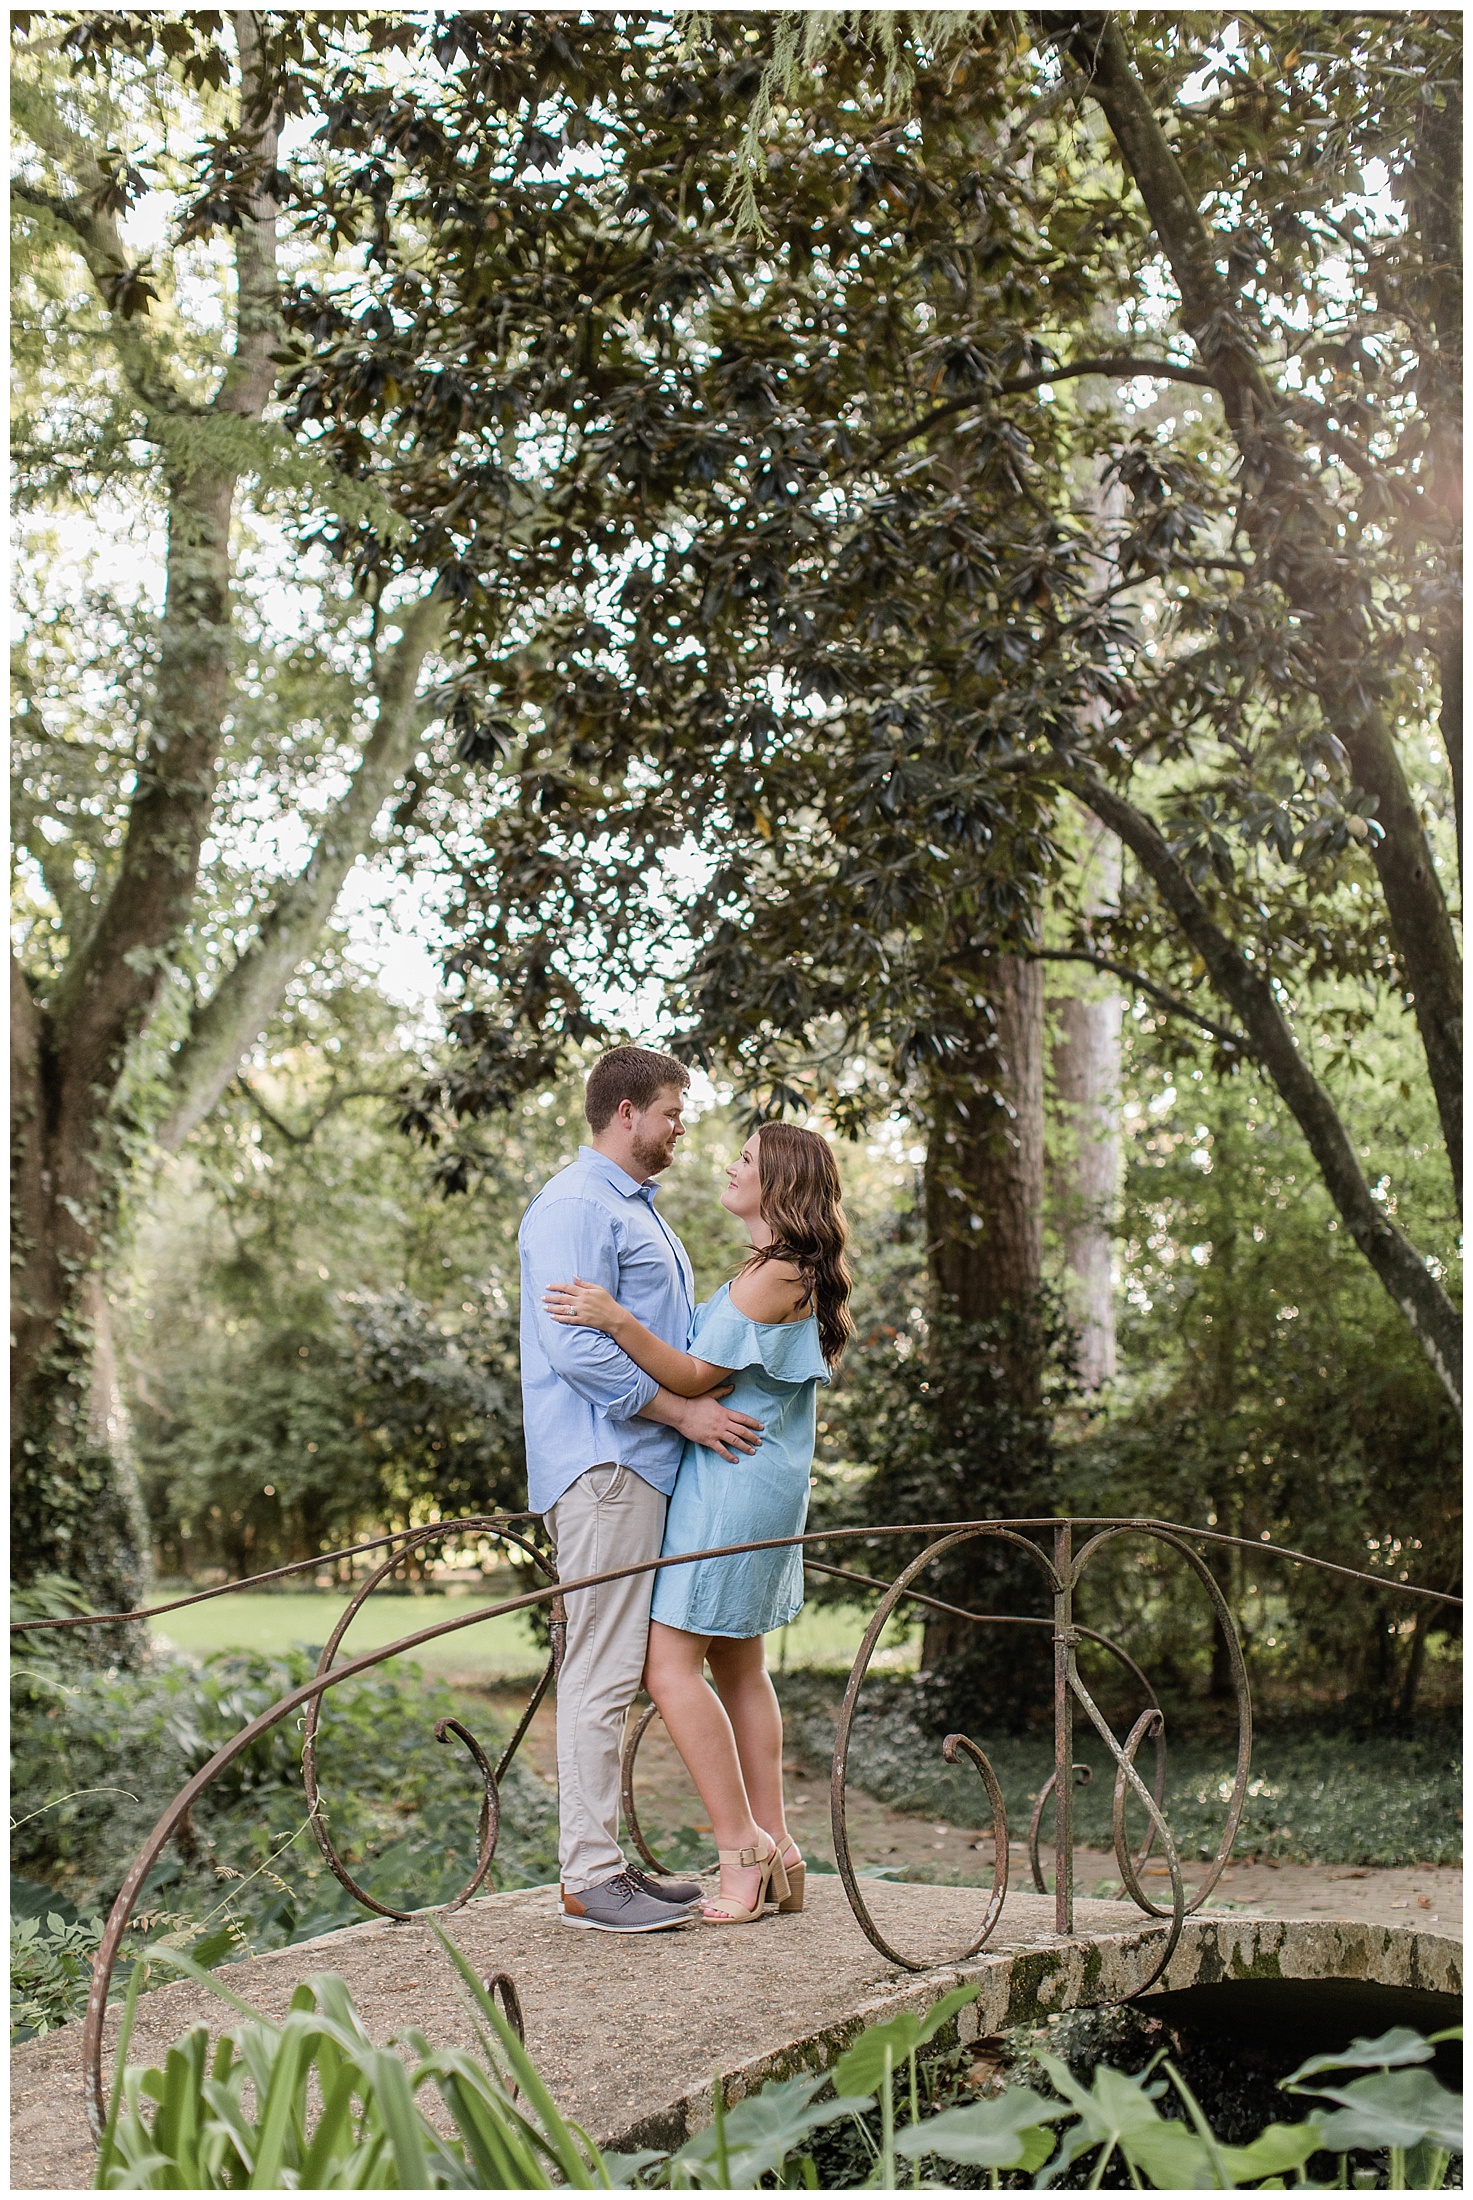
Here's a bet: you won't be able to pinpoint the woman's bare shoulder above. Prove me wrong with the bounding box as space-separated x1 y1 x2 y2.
728 1259 809 1325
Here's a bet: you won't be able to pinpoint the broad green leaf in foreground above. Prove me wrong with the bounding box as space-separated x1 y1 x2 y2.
831 1985 981 2097
1123 2111 1326 2191
1035 2053 1172 2187
665 2075 875 2189
1295 2067 1463 2154
894 2086 1066 2169
1283 2026 1437 2082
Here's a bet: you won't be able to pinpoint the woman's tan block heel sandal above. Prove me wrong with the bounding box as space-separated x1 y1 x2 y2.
699 1839 790 1925
775 1846 805 1913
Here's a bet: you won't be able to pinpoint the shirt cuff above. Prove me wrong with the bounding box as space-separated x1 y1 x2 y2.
604 1368 660 1421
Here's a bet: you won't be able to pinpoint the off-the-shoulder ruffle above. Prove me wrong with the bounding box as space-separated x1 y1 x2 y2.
692 1284 829 1386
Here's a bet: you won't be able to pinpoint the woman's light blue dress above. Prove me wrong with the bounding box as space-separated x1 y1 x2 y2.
649 1282 829 1638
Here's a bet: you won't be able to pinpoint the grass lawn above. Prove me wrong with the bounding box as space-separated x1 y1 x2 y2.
151 1588 918 1679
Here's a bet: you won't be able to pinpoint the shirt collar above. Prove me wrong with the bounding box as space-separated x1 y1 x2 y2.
580 1144 659 1204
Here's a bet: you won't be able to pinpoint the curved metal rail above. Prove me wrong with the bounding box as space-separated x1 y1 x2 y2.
10 1513 1458 2139
299 1519 559 1923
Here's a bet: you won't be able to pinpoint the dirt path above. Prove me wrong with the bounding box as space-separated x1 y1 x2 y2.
479 1686 1462 1937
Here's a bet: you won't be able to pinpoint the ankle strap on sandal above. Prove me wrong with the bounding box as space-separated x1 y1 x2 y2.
716 1844 762 1868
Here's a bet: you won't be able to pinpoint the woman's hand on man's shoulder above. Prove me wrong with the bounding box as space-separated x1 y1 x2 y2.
729 1259 808 1324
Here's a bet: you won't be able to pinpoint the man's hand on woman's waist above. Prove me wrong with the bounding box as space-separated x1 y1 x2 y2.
641 1384 763 1462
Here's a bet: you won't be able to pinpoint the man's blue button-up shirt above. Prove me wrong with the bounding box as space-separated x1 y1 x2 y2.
518 1145 696 1513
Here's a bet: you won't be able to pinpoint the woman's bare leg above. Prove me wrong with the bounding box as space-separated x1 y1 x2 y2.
706 1634 797 1866
643 1620 771 1912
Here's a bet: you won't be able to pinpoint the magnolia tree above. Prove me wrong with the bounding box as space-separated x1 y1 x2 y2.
11 10 1460 1625
408 13 1461 1414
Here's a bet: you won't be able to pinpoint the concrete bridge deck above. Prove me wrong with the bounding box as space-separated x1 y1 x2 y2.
10 1877 1460 2190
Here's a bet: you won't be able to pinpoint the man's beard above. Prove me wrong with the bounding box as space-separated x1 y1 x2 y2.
631 1127 676 1176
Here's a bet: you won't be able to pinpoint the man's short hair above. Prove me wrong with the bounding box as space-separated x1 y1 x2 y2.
584 1045 691 1133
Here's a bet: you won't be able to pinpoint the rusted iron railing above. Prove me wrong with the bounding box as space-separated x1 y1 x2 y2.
10 1515 1460 2141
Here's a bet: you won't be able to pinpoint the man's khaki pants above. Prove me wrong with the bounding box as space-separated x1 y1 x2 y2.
544 1463 667 1893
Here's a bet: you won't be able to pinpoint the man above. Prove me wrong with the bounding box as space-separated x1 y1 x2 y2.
518 1045 764 1933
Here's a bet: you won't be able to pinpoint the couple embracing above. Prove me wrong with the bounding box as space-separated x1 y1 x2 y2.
518 1045 852 1933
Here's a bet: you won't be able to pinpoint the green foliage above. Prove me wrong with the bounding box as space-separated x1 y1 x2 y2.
96 1931 612 2189
1284 2027 1464 2189
1032 2051 1321 2189
356 10 1461 1409
833 1987 985 2187
10 1886 244 2046
91 1949 1463 2191
776 1674 1461 1866
894 2085 1063 2174
660 2072 874 2191
11 1903 105 2042
1062 1051 1459 1715
804 1026 1459 1726
10 1641 558 1960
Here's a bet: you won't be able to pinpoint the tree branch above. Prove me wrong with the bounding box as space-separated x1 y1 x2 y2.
1062 10 1462 1214
210 11 282 420
1072 765 1461 1409
874 355 1216 458
232 1075 403 1147
156 594 450 1152
10 178 192 420
1030 947 1250 1053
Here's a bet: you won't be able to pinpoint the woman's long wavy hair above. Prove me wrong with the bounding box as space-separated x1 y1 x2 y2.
743 1123 854 1365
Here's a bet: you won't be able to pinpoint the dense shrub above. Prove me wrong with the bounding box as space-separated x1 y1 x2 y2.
10 1632 558 1977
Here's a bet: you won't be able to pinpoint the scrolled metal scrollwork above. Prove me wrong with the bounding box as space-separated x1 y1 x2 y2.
1028 1761 1092 1894
821 1516 1248 1990
1109 1708 1169 1915
479 1969 526 2096
829 1526 1060 1971
8 1511 1450 2148
300 1519 556 1923
1070 1522 1252 1921
480 1969 524 2043
940 1731 1009 1945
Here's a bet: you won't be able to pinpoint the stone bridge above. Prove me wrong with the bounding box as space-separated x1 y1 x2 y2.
11 1878 1460 2188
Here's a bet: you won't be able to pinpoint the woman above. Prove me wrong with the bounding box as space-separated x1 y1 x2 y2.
544 1122 852 1925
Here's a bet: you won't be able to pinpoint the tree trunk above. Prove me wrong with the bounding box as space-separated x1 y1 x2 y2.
1079 769 1462 1410
10 15 282 1610
919 947 1048 1684
1051 992 1121 1387
924 953 1046 1362
1202 1127 1242 1703
1049 824 1122 1389
1397 1608 1429 1725
1408 72 1462 876
1068 14 1463 1213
